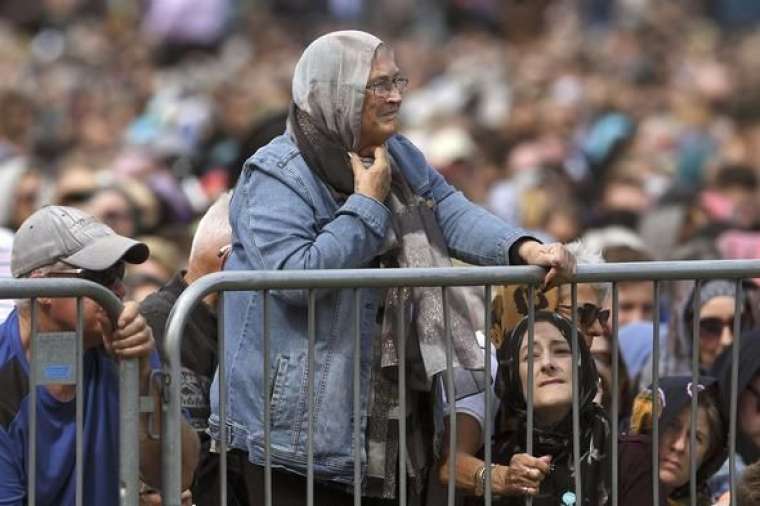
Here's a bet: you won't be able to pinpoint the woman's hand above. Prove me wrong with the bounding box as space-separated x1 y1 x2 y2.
495 453 552 496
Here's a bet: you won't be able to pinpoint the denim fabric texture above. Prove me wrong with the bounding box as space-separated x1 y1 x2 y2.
208 132 529 484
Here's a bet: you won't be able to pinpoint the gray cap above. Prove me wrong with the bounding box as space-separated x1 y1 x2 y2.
11 206 149 278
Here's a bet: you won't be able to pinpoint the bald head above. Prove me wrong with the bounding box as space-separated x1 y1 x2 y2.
187 193 232 281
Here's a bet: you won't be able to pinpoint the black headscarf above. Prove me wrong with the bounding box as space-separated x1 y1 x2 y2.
710 331 760 464
494 311 611 505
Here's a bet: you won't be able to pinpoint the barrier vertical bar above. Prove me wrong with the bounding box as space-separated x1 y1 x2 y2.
611 284 619 506
690 279 701 506
444 287 456 506
219 291 228 506
28 299 37 506
398 287 407 506
353 289 362 506
307 289 316 506
653 280 662 506
729 280 742 506
120 362 140 506
570 284 582 504
76 297 84 506
262 290 272 506
484 284 493 506
526 285 535 506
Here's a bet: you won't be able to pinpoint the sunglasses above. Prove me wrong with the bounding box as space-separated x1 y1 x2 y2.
45 262 126 290
698 315 746 340
559 303 610 328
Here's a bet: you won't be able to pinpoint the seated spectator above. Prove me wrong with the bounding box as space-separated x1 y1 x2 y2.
629 376 726 506
439 312 655 505
140 194 233 505
0 206 199 505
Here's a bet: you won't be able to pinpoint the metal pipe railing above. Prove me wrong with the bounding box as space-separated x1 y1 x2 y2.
0 279 135 505
160 259 760 505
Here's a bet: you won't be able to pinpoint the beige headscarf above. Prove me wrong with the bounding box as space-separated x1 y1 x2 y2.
291 30 381 150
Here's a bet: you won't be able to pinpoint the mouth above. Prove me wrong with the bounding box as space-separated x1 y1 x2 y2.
379 109 399 120
538 379 565 388
661 459 681 473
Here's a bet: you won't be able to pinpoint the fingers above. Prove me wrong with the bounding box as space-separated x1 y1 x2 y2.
348 152 364 175
104 301 155 359
373 146 388 169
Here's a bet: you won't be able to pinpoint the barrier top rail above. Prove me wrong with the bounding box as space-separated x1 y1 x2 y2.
160 259 760 503
0 278 123 319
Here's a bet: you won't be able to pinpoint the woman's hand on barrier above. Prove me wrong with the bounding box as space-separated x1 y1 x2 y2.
517 241 576 290
100 301 155 359
497 453 551 496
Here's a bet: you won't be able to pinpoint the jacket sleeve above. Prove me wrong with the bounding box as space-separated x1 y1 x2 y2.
232 162 391 305
390 135 533 266
0 430 24 506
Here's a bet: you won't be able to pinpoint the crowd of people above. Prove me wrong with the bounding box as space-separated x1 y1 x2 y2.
2 0 760 505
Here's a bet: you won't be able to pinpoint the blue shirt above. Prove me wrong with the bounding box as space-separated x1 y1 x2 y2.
0 310 121 506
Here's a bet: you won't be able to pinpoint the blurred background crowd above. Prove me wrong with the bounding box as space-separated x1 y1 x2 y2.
3 0 760 303
4 0 760 503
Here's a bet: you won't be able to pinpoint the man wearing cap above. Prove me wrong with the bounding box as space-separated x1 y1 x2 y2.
0 206 199 506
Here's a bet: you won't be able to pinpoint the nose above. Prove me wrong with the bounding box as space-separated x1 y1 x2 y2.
539 350 555 373
386 87 402 104
670 428 689 454
719 324 733 348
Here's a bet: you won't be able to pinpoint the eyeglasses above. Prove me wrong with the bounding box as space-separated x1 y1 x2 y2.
559 303 610 328
366 76 409 98
45 262 126 290
698 316 743 340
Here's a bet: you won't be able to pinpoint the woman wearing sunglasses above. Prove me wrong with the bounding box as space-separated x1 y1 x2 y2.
649 280 757 385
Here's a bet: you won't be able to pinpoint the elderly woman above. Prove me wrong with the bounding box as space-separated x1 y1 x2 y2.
629 376 726 506
209 30 575 505
439 312 654 505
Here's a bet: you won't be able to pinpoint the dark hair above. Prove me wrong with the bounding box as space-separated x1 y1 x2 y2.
602 245 653 263
737 460 760 506
714 165 758 192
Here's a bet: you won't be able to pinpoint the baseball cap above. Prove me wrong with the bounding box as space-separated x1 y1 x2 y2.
11 206 149 278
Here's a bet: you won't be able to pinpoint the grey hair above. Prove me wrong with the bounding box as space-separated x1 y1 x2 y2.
561 240 609 304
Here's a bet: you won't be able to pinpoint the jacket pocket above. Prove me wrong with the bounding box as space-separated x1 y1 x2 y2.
269 354 290 429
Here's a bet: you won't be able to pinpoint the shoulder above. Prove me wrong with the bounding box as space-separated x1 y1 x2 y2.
247 134 303 174
0 318 28 431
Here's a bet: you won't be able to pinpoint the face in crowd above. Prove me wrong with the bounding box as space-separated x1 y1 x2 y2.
739 373 760 450
358 45 406 153
658 404 714 491
617 281 654 326
518 320 574 427
698 295 740 370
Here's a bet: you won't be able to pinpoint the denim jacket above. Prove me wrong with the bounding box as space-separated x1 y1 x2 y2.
209 133 529 484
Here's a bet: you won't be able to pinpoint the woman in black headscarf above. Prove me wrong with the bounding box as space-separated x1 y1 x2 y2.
493 311 611 505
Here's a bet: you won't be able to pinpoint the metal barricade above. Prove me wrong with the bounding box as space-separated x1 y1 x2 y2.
161 259 760 506
0 278 142 506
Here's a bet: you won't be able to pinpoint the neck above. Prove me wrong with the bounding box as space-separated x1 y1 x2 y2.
535 406 571 429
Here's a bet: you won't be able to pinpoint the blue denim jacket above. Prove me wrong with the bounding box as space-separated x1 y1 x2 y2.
209 133 529 484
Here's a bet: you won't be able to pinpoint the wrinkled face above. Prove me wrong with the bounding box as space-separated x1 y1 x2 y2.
519 321 573 426
698 296 736 370
617 281 654 326
738 374 760 448
557 283 607 347
659 406 710 490
358 47 402 154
